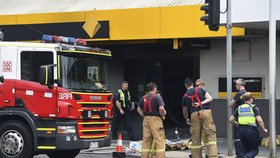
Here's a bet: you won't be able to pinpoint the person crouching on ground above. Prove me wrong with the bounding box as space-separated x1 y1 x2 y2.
229 92 268 158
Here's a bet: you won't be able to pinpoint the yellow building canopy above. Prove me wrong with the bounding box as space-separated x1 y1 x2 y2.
0 0 244 41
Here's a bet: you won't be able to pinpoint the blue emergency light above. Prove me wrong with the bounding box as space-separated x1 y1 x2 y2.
68 37 76 44
42 35 52 43
42 35 86 46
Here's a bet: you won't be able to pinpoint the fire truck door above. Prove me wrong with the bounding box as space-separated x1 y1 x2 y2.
17 48 57 117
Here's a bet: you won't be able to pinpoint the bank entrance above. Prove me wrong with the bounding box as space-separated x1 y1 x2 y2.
119 43 200 127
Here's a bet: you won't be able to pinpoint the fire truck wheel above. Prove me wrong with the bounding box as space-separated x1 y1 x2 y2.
0 120 34 158
47 149 80 158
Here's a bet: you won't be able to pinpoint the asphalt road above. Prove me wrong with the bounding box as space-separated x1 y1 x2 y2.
34 141 141 158
34 153 140 158
32 138 280 158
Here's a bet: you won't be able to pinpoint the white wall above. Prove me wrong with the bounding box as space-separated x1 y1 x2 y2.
200 38 280 99
220 0 280 24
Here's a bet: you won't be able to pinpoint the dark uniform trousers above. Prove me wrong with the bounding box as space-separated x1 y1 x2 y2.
234 126 246 157
141 116 165 158
190 109 218 158
239 126 259 158
111 107 134 138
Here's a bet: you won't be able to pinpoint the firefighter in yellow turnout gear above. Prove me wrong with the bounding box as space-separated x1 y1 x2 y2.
182 78 218 158
137 82 167 158
196 79 213 157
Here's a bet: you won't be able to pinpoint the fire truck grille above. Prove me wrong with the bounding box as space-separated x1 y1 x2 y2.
81 131 105 135
82 104 106 108
77 120 109 139
82 124 105 128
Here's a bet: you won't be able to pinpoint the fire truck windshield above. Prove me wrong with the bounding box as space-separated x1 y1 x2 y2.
59 53 108 92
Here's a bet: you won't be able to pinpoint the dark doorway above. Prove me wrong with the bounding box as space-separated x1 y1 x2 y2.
124 57 199 128
162 58 199 127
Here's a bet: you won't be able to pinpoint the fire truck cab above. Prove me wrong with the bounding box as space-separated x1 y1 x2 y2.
0 35 113 158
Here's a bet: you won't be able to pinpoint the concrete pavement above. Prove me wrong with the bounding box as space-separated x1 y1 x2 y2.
83 138 280 158
34 138 280 157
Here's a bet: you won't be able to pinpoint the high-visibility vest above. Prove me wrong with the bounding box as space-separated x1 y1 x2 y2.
238 103 256 126
118 89 131 107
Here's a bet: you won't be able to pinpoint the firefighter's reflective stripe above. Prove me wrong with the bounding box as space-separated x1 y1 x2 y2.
141 148 165 153
150 148 165 152
118 89 131 107
189 144 202 149
150 139 166 153
205 141 217 145
141 149 151 152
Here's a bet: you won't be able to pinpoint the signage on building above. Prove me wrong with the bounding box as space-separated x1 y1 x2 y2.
185 39 210 49
218 77 263 98
0 21 109 41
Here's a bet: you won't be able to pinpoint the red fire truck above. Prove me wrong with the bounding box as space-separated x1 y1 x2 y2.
0 35 113 158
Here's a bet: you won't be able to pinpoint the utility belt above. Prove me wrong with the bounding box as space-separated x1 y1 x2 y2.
144 114 161 117
238 125 257 130
191 106 210 113
120 105 130 109
191 107 211 120
119 101 131 108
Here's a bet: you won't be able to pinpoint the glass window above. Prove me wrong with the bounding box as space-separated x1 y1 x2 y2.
60 53 108 92
20 51 53 82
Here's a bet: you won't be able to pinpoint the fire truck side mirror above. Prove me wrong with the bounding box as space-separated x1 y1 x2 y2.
0 75 4 83
39 65 54 88
54 79 62 87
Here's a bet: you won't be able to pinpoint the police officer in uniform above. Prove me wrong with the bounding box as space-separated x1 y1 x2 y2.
137 82 166 158
230 78 247 157
112 81 137 141
182 78 218 158
230 92 268 158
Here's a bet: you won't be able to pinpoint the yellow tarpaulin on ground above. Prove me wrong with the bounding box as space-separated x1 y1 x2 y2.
260 135 280 147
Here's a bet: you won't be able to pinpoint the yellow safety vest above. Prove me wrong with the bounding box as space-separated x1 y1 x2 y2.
238 104 256 126
118 89 131 107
